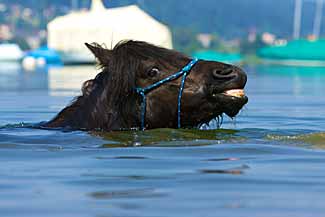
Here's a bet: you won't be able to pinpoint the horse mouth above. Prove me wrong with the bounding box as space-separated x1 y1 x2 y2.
209 88 248 118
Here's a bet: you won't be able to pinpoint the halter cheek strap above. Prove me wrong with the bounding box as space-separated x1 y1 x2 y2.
135 58 199 130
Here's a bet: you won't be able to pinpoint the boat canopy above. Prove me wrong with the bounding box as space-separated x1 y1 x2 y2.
47 0 172 56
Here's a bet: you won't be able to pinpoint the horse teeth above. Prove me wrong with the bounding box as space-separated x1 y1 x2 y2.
223 89 245 98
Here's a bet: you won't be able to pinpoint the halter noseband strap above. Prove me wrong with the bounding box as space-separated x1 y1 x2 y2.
135 58 199 130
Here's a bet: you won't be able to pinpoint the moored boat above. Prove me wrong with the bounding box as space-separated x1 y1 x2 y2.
0 43 23 62
258 39 325 67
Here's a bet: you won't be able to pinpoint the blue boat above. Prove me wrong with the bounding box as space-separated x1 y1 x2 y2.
24 46 62 65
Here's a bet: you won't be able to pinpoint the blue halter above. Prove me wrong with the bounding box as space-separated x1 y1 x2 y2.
135 58 199 130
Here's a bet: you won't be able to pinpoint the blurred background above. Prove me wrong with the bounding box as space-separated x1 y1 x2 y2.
1 0 325 67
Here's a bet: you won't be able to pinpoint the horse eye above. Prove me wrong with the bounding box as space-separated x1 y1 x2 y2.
147 67 160 77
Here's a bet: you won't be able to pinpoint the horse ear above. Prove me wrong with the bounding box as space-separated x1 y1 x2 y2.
85 43 112 65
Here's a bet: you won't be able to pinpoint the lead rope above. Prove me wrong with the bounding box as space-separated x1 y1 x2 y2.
136 59 199 131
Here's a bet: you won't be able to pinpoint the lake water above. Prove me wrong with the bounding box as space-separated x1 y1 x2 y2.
0 63 325 217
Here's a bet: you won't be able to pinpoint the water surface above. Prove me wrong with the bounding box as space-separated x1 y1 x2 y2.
1 63 325 217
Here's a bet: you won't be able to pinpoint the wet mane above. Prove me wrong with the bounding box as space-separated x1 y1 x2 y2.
95 40 189 69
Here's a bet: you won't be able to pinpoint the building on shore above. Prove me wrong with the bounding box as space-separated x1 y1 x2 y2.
47 0 173 64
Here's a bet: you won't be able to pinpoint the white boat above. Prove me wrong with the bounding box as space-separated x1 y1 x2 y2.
0 43 23 62
47 0 172 65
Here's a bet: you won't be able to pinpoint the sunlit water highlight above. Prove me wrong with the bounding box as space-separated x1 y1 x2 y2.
1 63 325 217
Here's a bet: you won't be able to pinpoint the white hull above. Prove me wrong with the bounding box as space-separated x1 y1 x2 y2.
0 58 22 62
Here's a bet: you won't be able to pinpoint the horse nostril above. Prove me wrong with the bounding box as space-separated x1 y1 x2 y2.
221 67 234 75
212 67 235 79
212 69 223 78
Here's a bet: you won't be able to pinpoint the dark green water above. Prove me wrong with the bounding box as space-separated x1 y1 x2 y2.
1 63 325 217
